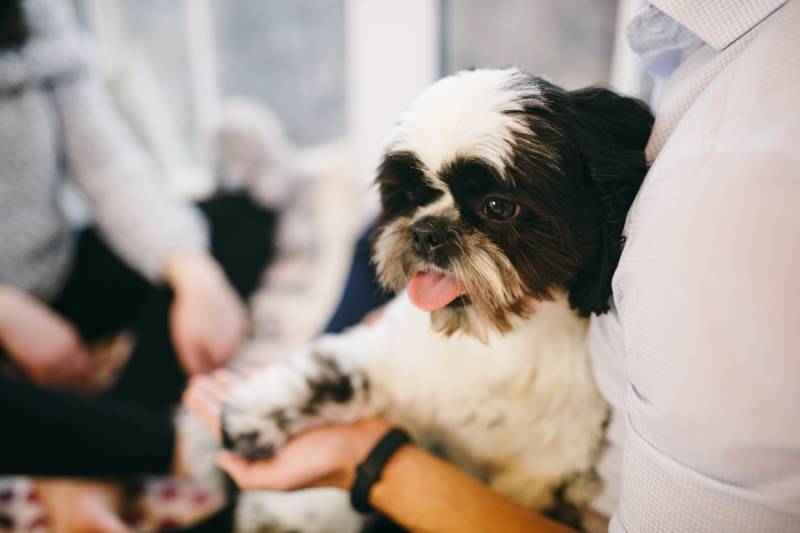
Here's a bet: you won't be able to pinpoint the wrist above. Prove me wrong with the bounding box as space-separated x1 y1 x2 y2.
163 251 226 295
338 418 393 490
348 425 411 513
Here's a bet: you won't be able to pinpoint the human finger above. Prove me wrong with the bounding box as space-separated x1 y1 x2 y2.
174 336 206 375
182 378 224 437
182 339 215 376
216 450 315 492
210 368 242 391
216 451 283 490
192 374 230 403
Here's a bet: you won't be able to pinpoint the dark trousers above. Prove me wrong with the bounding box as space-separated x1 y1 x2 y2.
0 194 276 477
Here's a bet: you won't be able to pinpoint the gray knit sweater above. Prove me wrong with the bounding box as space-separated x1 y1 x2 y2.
0 0 208 300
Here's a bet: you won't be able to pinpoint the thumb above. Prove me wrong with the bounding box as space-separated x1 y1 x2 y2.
178 340 214 376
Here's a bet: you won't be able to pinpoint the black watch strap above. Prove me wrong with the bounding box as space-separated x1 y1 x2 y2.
350 428 411 513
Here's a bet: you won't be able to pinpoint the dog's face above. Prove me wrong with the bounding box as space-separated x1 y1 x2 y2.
372 69 653 337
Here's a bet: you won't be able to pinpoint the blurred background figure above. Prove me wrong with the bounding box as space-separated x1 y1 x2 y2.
1 0 648 531
0 0 278 531
63 0 641 359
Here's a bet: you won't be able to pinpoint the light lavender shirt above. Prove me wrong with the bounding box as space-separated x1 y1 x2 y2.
588 1 800 531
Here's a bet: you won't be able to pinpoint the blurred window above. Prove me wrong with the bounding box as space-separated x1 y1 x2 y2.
73 0 345 153
112 0 196 148
71 0 639 177
212 0 346 146
442 0 618 88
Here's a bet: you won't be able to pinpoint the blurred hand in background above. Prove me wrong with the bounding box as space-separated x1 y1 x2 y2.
0 285 94 391
165 252 248 375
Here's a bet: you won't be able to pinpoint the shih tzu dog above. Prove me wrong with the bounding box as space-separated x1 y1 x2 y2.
220 68 653 531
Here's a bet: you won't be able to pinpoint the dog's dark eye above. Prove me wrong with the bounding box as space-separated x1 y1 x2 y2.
405 189 419 203
483 197 520 221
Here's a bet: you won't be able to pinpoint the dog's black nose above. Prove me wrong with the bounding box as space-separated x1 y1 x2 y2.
411 216 452 255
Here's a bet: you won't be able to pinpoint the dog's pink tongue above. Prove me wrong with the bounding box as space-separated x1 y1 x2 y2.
408 272 464 311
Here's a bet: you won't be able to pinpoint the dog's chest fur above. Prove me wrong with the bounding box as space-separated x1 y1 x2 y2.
316 291 607 509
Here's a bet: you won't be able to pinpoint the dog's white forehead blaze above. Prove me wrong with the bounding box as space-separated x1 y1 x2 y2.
385 68 541 180
413 192 457 222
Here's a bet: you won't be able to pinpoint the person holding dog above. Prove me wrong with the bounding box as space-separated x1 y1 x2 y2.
185 1 800 532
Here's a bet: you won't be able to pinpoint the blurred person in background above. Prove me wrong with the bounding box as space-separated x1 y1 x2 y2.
0 0 278 530
187 1 800 532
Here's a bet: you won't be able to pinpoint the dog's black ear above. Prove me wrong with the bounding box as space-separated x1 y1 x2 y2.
566 87 654 316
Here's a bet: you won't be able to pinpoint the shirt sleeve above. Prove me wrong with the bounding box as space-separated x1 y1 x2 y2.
610 153 800 532
52 73 209 282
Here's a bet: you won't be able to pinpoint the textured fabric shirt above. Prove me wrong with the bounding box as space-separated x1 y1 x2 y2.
0 0 208 300
587 1 800 531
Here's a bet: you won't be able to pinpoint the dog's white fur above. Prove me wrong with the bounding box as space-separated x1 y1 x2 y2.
228 291 605 504
386 68 559 180
218 69 609 532
224 293 605 532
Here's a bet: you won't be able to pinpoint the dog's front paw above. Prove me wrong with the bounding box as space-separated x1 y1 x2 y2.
221 403 290 461
220 373 301 460
220 347 373 460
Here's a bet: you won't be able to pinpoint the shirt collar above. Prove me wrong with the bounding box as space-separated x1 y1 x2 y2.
651 0 787 50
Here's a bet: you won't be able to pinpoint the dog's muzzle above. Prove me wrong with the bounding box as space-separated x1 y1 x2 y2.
411 216 455 263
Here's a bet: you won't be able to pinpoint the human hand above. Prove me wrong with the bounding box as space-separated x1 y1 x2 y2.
164 252 247 375
182 368 243 439
216 418 392 491
182 369 391 491
0 285 94 391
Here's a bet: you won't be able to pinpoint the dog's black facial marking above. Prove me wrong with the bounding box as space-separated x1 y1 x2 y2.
440 157 509 225
440 153 569 305
442 158 532 258
377 151 443 221
440 156 547 239
372 70 652 336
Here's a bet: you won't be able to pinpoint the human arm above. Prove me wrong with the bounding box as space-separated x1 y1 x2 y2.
184 373 576 533
369 435 576 533
162 251 247 374
52 66 245 373
0 284 93 390
52 70 209 285
215 422 575 533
